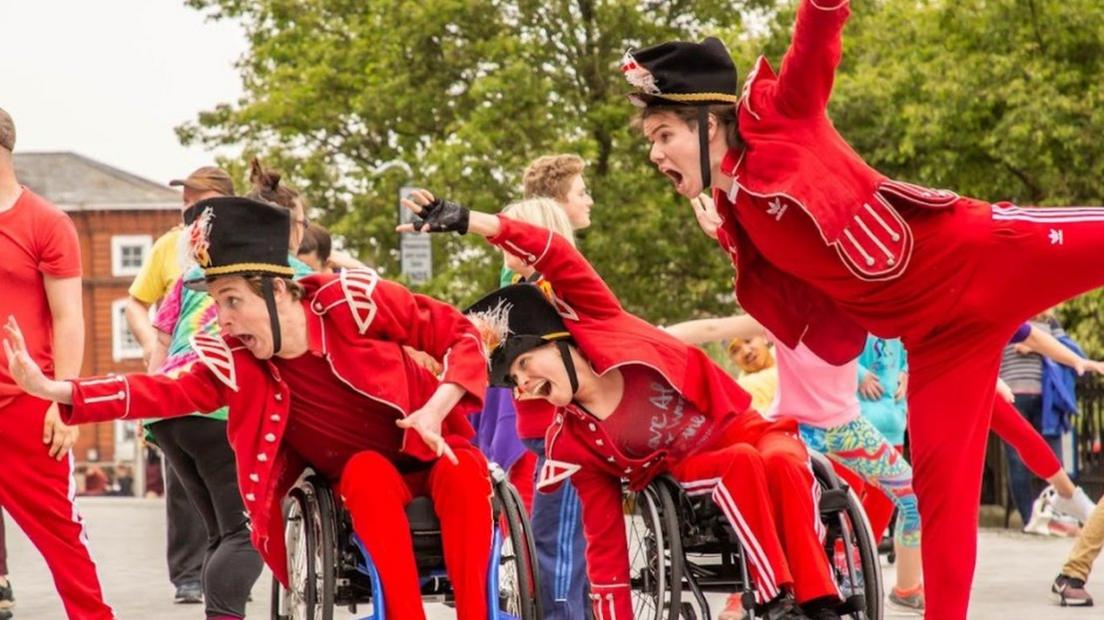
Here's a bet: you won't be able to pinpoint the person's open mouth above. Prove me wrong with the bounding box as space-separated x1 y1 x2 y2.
661 166 685 191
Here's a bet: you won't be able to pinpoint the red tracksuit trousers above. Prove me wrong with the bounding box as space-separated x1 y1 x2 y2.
898 202 1104 619
671 414 837 605
0 394 113 619
338 448 493 620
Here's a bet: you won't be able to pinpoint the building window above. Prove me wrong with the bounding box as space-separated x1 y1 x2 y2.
111 235 152 277
111 298 143 361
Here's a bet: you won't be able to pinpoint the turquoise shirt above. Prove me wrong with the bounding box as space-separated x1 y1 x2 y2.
856 335 909 445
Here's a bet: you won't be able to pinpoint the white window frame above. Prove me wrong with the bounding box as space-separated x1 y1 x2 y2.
111 298 144 361
111 234 152 278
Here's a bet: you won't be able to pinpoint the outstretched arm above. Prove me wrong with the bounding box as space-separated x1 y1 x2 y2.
397 189 622 319
664 314 766 346
774 0 852 118
1020 326 1104 376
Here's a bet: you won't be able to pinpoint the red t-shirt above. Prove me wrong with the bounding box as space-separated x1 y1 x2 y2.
600 365 711 460
275 350 423 482
0 188 82 407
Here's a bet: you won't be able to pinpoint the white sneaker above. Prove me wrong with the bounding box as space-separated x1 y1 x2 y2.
1054 487 1097 524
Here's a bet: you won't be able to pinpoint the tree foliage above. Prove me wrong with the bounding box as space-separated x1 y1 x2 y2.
179 0 775 323
182 0 1104 350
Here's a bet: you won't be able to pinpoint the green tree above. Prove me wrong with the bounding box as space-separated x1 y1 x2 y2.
180 0 773 323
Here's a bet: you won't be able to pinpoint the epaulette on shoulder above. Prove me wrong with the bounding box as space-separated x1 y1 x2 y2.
189 332 241 392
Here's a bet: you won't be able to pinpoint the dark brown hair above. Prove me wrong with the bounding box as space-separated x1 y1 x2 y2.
245 157 303 212
635 104 742 151
297 222 332 262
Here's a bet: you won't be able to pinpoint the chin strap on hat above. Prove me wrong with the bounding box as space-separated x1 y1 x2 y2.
261 276 282 356
556 340 579 395
697 106 712 191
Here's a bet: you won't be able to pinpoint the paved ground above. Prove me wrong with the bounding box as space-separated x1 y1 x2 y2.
3 497 1096 619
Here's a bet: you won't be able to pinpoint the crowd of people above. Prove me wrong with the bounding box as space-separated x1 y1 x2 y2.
5 0 1104 619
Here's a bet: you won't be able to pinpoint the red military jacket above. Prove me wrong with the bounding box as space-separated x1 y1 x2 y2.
490 216 759 619
59 269 487 586
715 0 959 364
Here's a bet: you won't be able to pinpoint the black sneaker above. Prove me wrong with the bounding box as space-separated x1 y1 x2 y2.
0 578 13 611
759 592 807 620
1053 574 1094 607
174 582 203 604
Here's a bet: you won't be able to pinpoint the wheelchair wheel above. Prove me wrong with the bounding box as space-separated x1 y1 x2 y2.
493 472 543 620
284 479 338 620
627 480 683 619
812 455 884 620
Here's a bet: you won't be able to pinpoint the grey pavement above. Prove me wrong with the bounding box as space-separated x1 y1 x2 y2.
3 497 1097 619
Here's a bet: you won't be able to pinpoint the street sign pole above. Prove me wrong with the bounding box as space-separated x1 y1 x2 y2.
399 186 432 285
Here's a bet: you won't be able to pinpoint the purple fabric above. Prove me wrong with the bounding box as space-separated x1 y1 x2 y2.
470 387 528 471
1010 322 1032 345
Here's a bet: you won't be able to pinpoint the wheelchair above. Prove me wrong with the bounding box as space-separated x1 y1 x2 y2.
271 463 542 620
626 452 883 620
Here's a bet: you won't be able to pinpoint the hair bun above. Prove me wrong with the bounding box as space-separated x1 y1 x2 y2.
249 157 282 191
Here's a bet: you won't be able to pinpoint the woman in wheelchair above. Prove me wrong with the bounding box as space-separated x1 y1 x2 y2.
4 197 497 620
400 191 845 620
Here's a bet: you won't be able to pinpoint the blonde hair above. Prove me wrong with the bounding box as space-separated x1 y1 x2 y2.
523 154 586 202
500 197 576 247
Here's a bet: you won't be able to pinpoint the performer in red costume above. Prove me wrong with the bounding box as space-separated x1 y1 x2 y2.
400 191 843 620
621 3 1104 617
4 197 493 620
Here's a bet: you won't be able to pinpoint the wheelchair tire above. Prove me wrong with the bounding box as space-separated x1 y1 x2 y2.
494 477 543 620
811 454 884 620
284 480 338 620
627 481 683 619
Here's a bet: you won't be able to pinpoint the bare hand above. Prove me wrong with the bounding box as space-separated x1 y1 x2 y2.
43 402 78 460
858 372 884 400
895 372 908 401
396 406 458 465
1013 343 1033 355
691 195 722 240
404 346 443 376
996 378 1015 404
3 316 52 397
1074 358 1104 376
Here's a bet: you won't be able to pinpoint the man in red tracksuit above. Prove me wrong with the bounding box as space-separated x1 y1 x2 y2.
400 192 843 620
4 197 493 620
622 2 1104 617
0 108 114 620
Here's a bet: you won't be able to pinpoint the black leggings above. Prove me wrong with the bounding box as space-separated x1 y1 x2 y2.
149 417 263 618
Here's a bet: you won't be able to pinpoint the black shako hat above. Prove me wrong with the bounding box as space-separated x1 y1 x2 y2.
620 37 740 108
465 284 575 389
182 196 294 291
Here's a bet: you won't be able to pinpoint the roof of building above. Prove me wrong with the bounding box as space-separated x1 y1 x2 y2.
13 151 180 211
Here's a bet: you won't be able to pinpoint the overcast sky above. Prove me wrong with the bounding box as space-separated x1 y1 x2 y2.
0 0 247 185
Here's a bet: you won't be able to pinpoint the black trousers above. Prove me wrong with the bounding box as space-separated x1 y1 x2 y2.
149 417 264 618
164 457 205 587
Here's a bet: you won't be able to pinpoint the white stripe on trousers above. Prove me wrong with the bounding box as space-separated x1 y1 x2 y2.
992 205 1104 223
681 477 781 601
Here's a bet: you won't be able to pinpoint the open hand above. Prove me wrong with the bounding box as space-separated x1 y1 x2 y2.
3 316 52 397
858 372 884 400
396 189 469 235
396 405 458 465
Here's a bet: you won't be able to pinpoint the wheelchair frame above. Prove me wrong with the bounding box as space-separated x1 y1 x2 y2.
626 452 884 620
270 463 542 620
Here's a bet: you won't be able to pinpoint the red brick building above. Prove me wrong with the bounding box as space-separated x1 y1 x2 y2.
14 152 181 468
